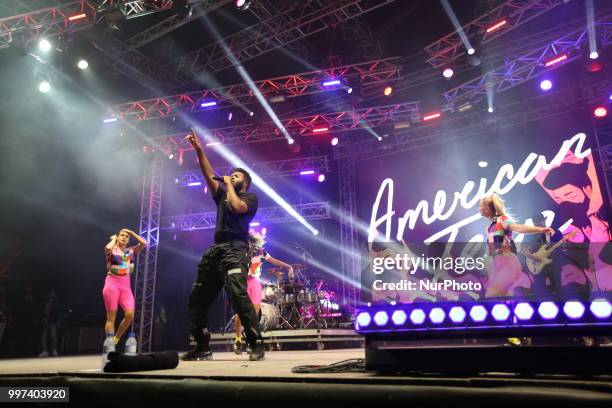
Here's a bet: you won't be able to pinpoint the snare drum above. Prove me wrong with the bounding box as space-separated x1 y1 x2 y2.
261 284 279 302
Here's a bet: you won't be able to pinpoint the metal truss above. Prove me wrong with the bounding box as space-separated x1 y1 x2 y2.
424 0 566 68
162 202 331 231
156 100 421 151
114 0 173 19
336 77 612 160
338 156 360 308
443 17 612 109
173 0 398 81
0 0 102 50
133 153 163 353
111 57 400 121
174 155 330 187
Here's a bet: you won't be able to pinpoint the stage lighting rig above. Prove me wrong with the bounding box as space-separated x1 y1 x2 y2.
235 0 252 11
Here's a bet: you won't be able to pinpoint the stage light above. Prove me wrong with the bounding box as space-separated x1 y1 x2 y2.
486 19 507 33
331 137 339 146
38 39 51 52
235 0 251 10
491 304 510 321
539 79 552 91
410 309 426 324
347 87 353 94
187 182 202 187
317 174 326 183
228 112 233 121
449 306 466 323
168 154 174 160
300 170 315 175
77 59 89 70
249 111 254 117
458 103 472 112
515 302 534 320
538 302 559 320
590 299 611 319
205 142 221 147
594 106 608 118
38 81 51 93
322 79 341 87
469 305 487 322
609 93 612 101
200 101 217 107
356 312 371 328
383 86 393 96
374 311 389 326
261 227 267 235
423 112 441 121
249 222 260 227
313 127 328 133
590 51 599 59
429 307 445 324
488 107 494 113
467 47 475 55
376 135 383 141
442 68 454 78
269 95 285 103
68 13 87 21
174 178 179 184
391 310 407 326
563 301 585 319
545 53 568 67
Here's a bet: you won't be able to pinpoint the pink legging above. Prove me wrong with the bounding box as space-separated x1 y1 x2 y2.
102 274 135 311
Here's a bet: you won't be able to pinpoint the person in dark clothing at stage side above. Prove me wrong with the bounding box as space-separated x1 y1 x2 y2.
182 128 265 361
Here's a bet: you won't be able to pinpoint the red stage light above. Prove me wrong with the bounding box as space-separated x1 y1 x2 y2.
384 86 393 96
68 13 87 21
313 127 329 133
423 112 441 121
594 106 608 118
486 20 507 33
545 54 568 67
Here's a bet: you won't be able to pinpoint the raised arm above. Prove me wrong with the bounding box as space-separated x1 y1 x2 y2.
509 224 554 235
105 235 117 254
124 229 148 253
185 128 220 197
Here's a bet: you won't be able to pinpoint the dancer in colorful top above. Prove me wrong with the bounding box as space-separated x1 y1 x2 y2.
234 232 294 353
479 195 554 298
103 229 147 346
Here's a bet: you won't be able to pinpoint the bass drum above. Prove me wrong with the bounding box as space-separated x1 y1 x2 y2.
260 303 279 331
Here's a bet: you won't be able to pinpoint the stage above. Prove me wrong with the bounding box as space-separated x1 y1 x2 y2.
1 348 612 407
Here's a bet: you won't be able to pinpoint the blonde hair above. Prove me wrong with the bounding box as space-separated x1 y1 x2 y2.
483 194 510 218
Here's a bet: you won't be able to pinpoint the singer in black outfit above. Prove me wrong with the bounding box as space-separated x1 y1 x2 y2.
182 128 265 361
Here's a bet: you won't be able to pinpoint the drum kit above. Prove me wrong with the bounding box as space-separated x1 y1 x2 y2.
258 265 341 331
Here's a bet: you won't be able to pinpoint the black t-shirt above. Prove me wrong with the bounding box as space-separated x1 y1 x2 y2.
213 187 258 243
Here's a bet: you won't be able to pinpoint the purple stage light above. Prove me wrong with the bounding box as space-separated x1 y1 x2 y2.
590 299 612 319
514 303 534 321
261 227 267 235
538 301 559 320
323 79 341 87
540 79 552 91
356 312 371 328
391 310 407 326
609 93 612 101
331 137 339 146
449 306 466 323
374 311 389 326
563 301 585 319
429 307 445 324
318 174 326 183
410 309 426 325
200 101 217 107
249 222 260 226
187 182 202 187
469 305 487 322
300 170 315 175
491 304 511 321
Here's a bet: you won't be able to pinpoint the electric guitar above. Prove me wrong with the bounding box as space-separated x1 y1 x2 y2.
525 230 578 275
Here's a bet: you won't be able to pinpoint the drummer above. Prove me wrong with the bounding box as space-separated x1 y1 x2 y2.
234 231 294 354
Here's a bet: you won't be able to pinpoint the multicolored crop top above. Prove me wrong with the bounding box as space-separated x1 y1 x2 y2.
248 249 271 279
487 216 517 256
106 246 135 276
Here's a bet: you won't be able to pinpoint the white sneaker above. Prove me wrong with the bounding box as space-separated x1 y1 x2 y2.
51 350 58 357
38 351 49 358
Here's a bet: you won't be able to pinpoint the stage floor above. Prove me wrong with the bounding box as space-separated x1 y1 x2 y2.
0 349 367 380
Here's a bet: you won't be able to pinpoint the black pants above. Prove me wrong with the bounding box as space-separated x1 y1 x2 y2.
188 241 261 349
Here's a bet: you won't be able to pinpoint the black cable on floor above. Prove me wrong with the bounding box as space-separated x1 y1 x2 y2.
291 358 366 374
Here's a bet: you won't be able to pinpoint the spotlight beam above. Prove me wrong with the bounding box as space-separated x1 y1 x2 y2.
586 0 597 57
439 0 475 56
